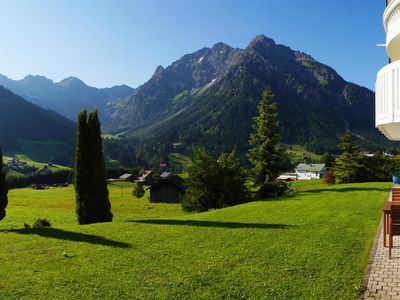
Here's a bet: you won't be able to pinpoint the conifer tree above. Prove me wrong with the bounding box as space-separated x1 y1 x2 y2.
333 133 364 183
182 148 220 212
74 110 91 224
0 148 8 221
133 182 145 198
182 148 250 212
74 110 112 224
248 89 285 197
217 149 249 207
87 110 112 223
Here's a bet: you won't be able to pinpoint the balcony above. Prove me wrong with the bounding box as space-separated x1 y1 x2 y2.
384 0 400 61
376 61 400 140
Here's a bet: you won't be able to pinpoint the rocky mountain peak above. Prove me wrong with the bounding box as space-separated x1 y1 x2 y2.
58 76 86 88
22 75 54 86
153 65 165 77
248 34 276 48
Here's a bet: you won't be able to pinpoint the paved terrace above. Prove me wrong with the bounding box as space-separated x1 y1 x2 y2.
363 191 400 299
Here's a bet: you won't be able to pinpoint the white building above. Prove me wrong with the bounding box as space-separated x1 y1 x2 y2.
376 0 400 140
295 164 326 180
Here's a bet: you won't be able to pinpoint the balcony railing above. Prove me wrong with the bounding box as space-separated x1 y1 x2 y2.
384 0 400 61
376 61 400 140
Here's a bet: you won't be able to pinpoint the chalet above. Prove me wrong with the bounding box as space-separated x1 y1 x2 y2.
160 171 171 179
137 170 154 185
277 173 297 182
35 166 52 175
119 173 135 182
149 174 185 203
295 163 326 180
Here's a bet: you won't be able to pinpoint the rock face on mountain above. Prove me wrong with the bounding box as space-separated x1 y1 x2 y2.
104 43 242 131
0 85 75 151
106 35 386 153
0 74 134 122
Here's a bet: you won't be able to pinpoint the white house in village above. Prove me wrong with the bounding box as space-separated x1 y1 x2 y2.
295 164 326 180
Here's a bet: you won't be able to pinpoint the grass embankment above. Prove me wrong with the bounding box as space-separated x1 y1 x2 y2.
7 139 73 165
0 181 391 299
284 144 323 162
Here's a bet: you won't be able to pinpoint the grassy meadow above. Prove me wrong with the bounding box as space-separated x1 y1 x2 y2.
0 181 391 299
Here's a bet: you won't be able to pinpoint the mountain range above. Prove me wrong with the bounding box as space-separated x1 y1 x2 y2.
105 35 388 154
0 85 75 163
0 74 134 122
0 34 392 160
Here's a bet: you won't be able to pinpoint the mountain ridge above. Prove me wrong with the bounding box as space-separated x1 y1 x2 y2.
0 85 76 163
0 74 135 122
106 34 389 154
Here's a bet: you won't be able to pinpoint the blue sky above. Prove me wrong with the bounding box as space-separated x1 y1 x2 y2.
0 0 387 90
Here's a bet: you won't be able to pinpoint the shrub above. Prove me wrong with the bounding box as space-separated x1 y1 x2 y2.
257 181 290 198
324 171 335 185
32 218 51 228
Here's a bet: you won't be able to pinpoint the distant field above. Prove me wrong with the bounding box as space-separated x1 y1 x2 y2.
284 144 323 162
0 181 390 299
168 152 191 171
6 139 73 164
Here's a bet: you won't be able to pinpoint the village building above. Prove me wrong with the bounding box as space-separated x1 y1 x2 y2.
137 170 154 185
277 173 297 182
149 174 185 203
119 173 135 182
295 164 326 180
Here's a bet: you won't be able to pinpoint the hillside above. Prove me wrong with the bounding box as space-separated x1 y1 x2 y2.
0 86 75 163
0 181 390 298
106 35 390 154
0 74 134 122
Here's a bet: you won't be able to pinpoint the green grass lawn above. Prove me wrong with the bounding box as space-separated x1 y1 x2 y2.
0 181 391 299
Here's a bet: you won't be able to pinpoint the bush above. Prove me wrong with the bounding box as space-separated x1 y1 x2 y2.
324 171 335 185
32 218 51 228
257 181 290 199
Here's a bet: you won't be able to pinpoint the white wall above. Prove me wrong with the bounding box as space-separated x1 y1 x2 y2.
296 171 324 180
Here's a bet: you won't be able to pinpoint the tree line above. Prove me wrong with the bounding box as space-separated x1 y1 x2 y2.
181 89 288 212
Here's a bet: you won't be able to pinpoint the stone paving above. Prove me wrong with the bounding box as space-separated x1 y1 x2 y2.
363 223 400 299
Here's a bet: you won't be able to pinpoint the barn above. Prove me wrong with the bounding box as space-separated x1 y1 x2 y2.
149 174 185 203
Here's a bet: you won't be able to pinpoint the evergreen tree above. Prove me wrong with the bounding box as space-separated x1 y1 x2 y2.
133 182 145 198
248 89 285 197
182 148 250 212
74 110 91 224
0 148 8 221
87 110 112 223
217 149 250 207
321 152 336 169
74 110 112 224
181 148 220 212
333 133 364 183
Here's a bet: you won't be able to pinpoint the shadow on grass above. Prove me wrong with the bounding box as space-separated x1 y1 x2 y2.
129 219 296 229
3 228 131 248
300 187 390 194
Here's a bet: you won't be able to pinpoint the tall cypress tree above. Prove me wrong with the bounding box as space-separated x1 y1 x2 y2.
74 110 91 224
0 148 8 221
248 89 285 197
87 110 112 223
